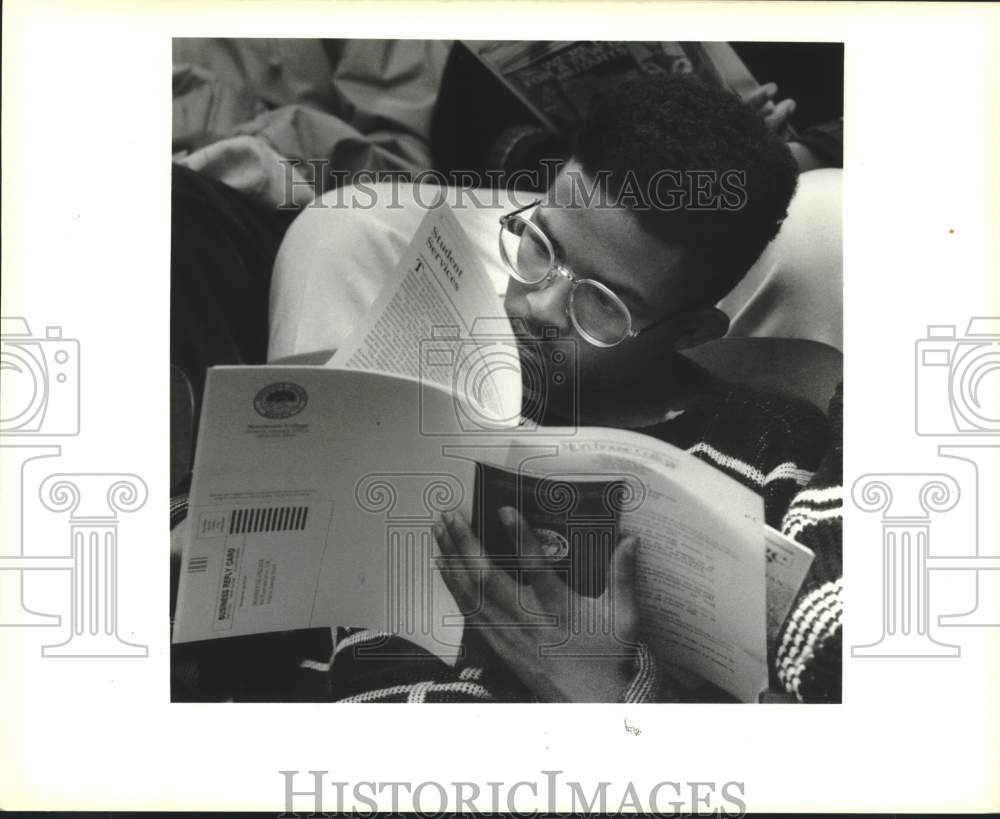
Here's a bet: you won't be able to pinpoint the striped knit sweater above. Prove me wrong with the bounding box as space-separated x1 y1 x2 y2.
171 377 841 704
773 383 843 703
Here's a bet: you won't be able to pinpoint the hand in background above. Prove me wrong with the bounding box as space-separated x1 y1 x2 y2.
434 507 642 702
745 83 833 172
746 81 797 135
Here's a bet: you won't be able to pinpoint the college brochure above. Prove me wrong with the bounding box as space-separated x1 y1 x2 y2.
173 204 814 702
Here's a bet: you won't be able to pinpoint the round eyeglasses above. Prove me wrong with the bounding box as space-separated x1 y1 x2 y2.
499 200 670 348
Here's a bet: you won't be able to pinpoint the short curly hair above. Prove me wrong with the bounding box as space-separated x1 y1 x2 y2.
573 75 799 307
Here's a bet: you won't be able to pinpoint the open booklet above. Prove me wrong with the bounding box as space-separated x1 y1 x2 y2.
173 202 813 703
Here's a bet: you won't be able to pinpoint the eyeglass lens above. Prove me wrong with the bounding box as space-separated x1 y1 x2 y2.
500 215 632 345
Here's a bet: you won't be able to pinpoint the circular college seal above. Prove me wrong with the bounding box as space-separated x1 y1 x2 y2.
253 382 308 419
532 527 570 561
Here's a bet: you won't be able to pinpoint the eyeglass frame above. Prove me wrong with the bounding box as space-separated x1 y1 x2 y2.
498 199 680 348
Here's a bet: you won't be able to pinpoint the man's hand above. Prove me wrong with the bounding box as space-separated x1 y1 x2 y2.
745 82 797 136
434 507 642 702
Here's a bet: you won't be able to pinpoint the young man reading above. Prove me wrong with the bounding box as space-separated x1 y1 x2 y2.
175 76 843 703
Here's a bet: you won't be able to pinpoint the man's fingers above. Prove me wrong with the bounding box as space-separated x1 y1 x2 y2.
438 511 531 616
434 518 480 610
435 554 476 611
441 510 478 556
744 81 778 108
433 516 455 554
434 515 472 586
435 513 495 612
745 84 797 135
437 511 491 594
764 98 797 131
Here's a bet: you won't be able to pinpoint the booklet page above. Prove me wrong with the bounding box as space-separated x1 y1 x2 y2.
764 525 815 647
172 366 474 664
452 429 769 702
328 202 521 426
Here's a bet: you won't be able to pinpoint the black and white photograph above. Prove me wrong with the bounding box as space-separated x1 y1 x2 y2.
3 1 998 814
169 38 844 705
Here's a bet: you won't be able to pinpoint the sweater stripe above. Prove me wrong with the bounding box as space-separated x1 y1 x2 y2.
764 463 815 487
407 681 434 703
687 443 813 488
783 506 843 539
777 579 842 700
620 644 658 703
338 680 496 703
300 659 333 673
334 629 391 656
780 580 841 655
788 486 842 506
778 587 839 665
298 628 339 673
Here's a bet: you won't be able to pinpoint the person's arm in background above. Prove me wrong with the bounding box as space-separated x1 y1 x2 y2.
788 118 843 172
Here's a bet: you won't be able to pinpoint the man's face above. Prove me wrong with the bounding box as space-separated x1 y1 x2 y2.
502 161 702 421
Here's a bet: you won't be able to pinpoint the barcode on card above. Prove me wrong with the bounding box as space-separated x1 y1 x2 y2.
187 557 209 573
228 505 309 535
